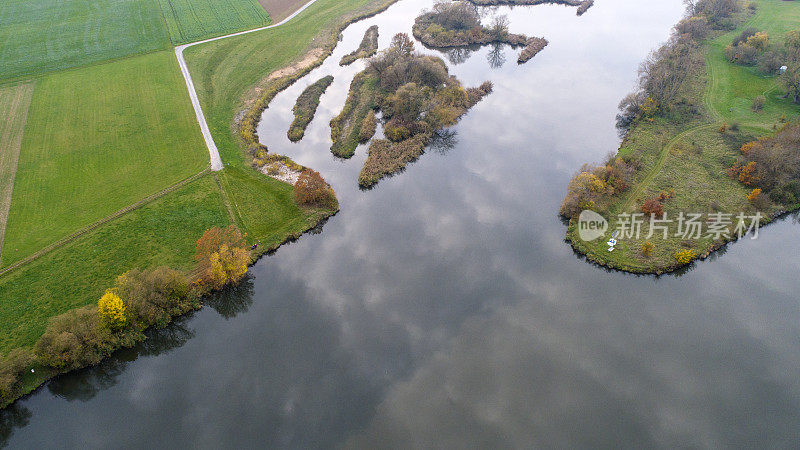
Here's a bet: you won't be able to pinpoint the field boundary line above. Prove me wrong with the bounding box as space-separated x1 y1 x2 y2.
174 0 319 171
0 167 211 278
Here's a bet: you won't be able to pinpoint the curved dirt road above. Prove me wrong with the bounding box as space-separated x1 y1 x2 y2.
174 0 320 171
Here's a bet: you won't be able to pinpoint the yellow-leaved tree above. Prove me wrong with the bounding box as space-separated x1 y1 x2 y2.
195 225 250 291
98 291 127 330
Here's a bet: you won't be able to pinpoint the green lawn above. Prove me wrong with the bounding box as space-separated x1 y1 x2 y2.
0 175 231 353
155 0 271 45
706 0 800 127
0 0 170 81
1 50 208 266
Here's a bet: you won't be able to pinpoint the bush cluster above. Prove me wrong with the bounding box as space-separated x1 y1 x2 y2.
560 156 636 218
294 169 339 209
517 37 549 64
0 349 34 406
728 121 800 206
412 2 526 49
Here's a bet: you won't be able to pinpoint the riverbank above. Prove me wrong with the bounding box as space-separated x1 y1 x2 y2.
1 0 399 411
561 0 800 274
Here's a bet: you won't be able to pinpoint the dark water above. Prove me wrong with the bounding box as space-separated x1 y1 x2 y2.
4 0 800 447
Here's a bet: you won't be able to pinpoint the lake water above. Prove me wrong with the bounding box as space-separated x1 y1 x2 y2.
4 0 800 447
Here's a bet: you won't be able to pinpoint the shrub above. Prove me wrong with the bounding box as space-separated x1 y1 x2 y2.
195 226 251 292
115 267 195 329
675 249 696 264
770 180 800 205
752 95 766 112
641 241 655 257
719 123 728 133
0 348 35 404
738 161 759 185
34 306 132 371
293 169 337 209
641 198 664 216
98 291 127 330
732 28 758 46
359 110 377 143
746 188 762 202
730 122 740 131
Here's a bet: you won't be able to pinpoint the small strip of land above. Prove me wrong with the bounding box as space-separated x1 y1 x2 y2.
0 83 34 263
288 75 335 142
341 25 380 66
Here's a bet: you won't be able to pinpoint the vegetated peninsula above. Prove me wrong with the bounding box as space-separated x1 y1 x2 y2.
465 0 594 16
560 0 800 274
288 75 335 142
330 33 493 187
341 25 380 66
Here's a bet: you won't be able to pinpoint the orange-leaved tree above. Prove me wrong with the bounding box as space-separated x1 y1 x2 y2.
195 225 250 291
294 169 337 209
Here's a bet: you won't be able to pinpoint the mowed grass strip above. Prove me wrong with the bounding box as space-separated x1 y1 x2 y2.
707 0 800 127
0 83 34 261
0 0 170 81
0 175 231 353
155 0 271 45
1 50 208 266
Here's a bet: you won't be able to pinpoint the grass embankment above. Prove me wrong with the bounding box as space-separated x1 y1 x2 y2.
1 51 208 266
155 0 271 45
288 75 335 142
0 83 34 259
0 175 229 354
565 0 800 274
341 25 380 66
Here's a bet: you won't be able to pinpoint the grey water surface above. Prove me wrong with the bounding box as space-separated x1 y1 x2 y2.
3 0 800 448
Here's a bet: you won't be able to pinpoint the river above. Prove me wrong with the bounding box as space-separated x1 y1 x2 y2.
3 0 800 447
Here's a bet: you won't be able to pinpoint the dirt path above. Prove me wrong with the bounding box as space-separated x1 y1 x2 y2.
0 82 34 263
174 0 321 171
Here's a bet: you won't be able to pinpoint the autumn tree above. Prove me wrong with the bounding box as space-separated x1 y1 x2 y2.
98 291 127 330
0 348 34 403
195 225 251 291
294 169 337 209
641 198 664 217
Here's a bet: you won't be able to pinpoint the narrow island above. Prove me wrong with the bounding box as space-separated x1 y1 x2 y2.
288 75 335 142
560 0 800 274
330 33 493 187
412 2 548 65
341 25 380 66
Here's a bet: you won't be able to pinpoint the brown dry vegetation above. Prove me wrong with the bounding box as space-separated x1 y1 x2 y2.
466 0 594 16
288 75 334 142
257 0 312 22
413 2 527 49
517 37 549 63
341 25 380 66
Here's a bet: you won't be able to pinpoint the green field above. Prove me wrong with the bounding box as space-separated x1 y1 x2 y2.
1 50 208 266
0 0 171 81
706 0 800 127
156 0 271 45
0 83 34 258
0 175 230 352
566 0 800 273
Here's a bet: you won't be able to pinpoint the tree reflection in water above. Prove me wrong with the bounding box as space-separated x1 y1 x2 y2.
0 403 31 448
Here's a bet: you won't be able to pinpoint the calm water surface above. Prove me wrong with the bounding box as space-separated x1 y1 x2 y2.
4 0 800 447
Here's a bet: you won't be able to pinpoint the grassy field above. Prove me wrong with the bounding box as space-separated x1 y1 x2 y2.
0 175 230 353
566 0 800 273
155 0 271 45
706 0 800 127
0 0 170 81
1 51 208 266
0 83 34 259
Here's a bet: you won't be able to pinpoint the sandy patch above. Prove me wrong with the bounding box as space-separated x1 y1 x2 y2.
268 48 326 81
260 160 302 185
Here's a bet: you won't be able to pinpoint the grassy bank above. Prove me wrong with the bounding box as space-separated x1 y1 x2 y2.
564 0 800 274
